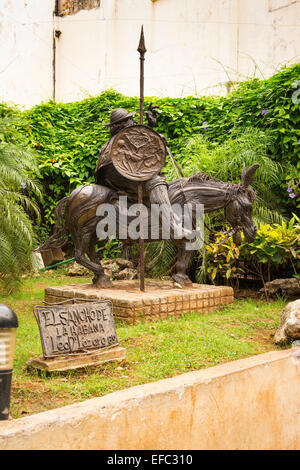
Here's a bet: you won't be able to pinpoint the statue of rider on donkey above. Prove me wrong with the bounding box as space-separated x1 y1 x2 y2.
38 27 259 289
38 101 259 288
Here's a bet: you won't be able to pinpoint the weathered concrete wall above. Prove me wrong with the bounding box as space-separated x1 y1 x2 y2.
0 0 54 107
0 348 299 450
54 4 105 102
237 0 300 79
1 0 299 106
55 0 300 102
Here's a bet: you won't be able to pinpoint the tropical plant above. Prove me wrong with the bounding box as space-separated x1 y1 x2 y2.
167 128 285 225
143 128 287 280
1 62 294 233
204 216 300 294
0 117 42 292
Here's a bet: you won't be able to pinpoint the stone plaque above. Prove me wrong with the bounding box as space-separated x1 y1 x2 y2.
111 125 166 181
33 300 118 358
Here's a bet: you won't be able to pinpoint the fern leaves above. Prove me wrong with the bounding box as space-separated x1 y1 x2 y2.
0 119 41 293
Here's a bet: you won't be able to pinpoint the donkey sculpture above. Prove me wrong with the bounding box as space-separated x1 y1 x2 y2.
38 164 259 288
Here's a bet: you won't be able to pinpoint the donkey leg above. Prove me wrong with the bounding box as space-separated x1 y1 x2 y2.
73 231 112 288
86 233 112 288
171 242 193 287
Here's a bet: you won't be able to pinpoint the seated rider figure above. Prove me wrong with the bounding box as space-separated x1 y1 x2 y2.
94 104 189 239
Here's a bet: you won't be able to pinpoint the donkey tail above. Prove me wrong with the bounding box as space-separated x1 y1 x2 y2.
37 196 70 252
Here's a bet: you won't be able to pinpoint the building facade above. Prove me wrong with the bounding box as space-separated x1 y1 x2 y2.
1 0 299 107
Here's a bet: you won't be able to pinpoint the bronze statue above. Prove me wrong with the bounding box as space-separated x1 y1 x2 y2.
38 164 259 288
94 105 189 240
95 106 165 198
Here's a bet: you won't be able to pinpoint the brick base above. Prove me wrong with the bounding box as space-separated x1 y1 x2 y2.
44 280 234 325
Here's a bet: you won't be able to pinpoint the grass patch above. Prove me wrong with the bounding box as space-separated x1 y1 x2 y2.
0 272 288 419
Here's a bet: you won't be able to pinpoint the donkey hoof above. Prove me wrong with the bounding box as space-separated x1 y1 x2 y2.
173 282 183 289
93 275 113 289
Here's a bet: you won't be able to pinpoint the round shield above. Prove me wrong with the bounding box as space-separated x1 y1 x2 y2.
110 125 166 182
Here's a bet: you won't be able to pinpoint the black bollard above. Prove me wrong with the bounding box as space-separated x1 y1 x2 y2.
0 305 18 420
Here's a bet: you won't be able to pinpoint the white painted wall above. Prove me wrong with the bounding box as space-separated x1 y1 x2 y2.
54 0 240 101
0 0 54 108
1 349 300 450
55 0 300 102
0 0 299 107
54 6 105 103
237 0 300 80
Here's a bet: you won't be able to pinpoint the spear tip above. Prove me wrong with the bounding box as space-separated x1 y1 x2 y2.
137 25 147 55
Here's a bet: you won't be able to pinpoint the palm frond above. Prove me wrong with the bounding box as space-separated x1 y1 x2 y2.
145 240 177 277
0 119 42 292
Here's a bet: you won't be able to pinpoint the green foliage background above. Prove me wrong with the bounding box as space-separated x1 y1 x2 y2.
0 63 299 288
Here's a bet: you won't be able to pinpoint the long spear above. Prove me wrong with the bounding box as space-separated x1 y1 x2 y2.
137 25 146 291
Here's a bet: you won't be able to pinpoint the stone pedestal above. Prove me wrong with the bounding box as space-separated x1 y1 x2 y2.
45 280 234 325
28 345 126 373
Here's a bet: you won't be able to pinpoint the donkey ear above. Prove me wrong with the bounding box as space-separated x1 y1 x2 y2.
241 162 247 180
242 164 260 188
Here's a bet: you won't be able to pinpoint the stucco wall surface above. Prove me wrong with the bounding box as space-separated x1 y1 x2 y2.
55 0 300 102
0 0 54 107
0 348 299 450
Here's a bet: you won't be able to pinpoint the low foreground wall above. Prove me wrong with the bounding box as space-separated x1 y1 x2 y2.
0 349 299 450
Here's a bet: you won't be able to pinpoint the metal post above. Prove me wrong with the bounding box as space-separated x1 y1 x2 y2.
137 25 147 292
138 183 145 291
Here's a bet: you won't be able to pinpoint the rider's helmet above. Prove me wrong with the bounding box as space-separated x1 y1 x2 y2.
104 108 136 127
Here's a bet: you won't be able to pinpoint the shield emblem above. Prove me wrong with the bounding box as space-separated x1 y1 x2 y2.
111 125 166 181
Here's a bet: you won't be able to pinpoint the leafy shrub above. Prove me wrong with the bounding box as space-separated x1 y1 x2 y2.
166 128 285 225
5 63 296 233
205 216 300 289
